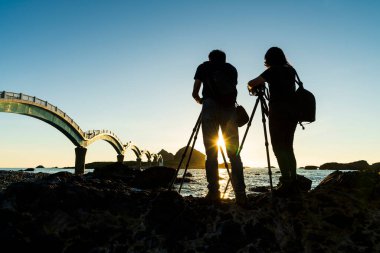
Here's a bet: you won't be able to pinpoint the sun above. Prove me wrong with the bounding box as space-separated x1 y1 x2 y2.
217 135 226 148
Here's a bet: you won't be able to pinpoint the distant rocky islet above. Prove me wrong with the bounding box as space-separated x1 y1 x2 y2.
304 160 380 172
26 147 379 172
158 147 380 172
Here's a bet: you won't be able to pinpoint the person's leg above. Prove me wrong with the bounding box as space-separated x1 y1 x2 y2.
269 113 298 185
202 99 220 196
220 106 246 198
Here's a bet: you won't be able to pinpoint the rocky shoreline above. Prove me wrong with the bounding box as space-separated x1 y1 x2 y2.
0 164 379 252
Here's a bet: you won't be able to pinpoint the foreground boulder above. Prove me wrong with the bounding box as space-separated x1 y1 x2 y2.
250 174 312 193
93 163 176 190
0 170 379 252
93 162 140 181
131 166 176 189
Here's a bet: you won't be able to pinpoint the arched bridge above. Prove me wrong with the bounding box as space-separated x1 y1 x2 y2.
0 91 130 173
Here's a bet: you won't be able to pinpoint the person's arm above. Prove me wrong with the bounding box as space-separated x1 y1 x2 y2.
192 79 203 104
247 76 266 92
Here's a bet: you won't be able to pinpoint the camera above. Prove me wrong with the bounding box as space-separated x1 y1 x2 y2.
248 84 265 96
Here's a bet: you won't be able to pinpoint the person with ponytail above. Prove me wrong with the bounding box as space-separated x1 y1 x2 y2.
247 47 299 196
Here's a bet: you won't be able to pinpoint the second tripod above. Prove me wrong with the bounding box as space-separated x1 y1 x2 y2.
238 87 273 191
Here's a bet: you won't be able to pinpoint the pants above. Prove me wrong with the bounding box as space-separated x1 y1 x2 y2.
201 98 246 194
269 106 298 184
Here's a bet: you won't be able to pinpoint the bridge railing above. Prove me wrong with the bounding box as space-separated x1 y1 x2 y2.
1 91 127 149
84 129 124 145
1 91 85 136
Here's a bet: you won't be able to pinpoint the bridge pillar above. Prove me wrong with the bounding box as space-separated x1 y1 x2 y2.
117 154 124 164
136 157 142 169
75 146 87 175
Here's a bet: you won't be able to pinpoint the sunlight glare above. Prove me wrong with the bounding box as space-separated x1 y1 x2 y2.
217 135 226 148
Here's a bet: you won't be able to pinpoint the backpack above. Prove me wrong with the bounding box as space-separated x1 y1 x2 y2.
294 69 316 129
207 64 237 107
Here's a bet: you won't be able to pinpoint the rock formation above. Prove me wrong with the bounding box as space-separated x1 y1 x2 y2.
172 146 205 169
370 162 380 172
0 165 379 252
158 149 175 162
319 160 370 170
304 165 318 170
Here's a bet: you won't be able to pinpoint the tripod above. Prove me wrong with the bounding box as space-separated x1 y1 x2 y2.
168 87 273 194
167 111 233 194
237 87 273 191
168 112 202 192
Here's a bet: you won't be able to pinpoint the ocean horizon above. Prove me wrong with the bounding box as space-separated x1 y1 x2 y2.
0 167 338 199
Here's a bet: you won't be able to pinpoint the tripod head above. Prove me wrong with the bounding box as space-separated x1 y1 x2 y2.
248 84 269 117
248 84 266 97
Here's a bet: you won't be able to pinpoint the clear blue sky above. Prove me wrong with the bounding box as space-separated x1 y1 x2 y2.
1 0 379 168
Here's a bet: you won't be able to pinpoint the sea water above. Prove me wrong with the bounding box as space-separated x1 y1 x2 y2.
174 168 335 198
0 167 336 199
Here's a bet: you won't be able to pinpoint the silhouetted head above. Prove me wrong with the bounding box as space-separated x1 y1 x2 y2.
264 47 288 67
209 50 226 64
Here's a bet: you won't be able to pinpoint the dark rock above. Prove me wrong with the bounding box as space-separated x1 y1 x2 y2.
1 170 380 252
158 149 175 161
24 168 34 172
218 220 246 246
145 191 185 233
249 186 270 193
304 165 318 170
45 171 74 181
35 165 44 168
173 147 205 169
370 162 380 172
297 174 312 192
175 177 192 184
350 231 373 248
317 170 379 188
319 160 370 170
131 166 176 189
93 162 140 182
324 212 353 229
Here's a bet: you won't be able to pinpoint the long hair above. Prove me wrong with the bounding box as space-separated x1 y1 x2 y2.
264 47 289 67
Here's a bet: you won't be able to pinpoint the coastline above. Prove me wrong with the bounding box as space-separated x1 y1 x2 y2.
0 165 379 252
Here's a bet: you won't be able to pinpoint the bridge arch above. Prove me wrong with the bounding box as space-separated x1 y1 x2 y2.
84 130 125 155
153 154 164 166
0 91 126 173
0 92 85 146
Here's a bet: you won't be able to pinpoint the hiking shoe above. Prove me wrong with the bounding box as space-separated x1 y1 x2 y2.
273 182 300 197
235 192 248 207
205 191 221 203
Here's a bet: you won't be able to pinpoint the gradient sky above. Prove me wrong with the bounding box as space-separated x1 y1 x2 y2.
1 0 379 168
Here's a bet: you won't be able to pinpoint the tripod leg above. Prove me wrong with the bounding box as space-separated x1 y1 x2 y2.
223 179 230 198
260 96 273 191
220 145 232 198
168 112 202 190
237 97 260 156
178 117 202 193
